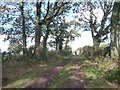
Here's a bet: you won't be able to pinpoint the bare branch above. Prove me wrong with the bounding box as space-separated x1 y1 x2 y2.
99 1 105 14
102 24 111 36
39 2 67 25
44 0 50 21
79 18 89 23
82 14 90 22
27 10 35 24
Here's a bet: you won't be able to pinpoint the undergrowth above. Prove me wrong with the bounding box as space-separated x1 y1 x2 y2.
80 54 118 88
2 51 68 88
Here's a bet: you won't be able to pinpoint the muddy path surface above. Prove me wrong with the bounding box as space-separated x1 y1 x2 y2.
25 59 84 88
62 60 84 88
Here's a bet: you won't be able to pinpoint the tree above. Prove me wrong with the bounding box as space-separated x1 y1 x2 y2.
48 17 80 51
74 1 113 51
1 2 24 53
20 2 27 54
34 1 71 54
110 1 120 59
42 21 51 51
1 1 72 56
64 20 81 49
35 0 70 52
8 41 22 54
1 2 32 55
34 0 42 55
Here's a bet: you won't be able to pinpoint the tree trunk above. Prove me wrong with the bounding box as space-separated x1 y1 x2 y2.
55 36 59 50
42 22 51 60
110 1 120 59
58 30 64 51
20 2 27 55
59 38 63 51
93 37 100 51
43 22 50 51
117 2 120 60
43 35 48 51
110 27 119 59
65 38 69 49
116 27 120 60
34 1 42 55
89 6 100 52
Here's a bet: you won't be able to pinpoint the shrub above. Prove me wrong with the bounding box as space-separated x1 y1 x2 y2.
82 46 94 59
59 49 72 57
2 55 38 85
105 68 120 83
46 50 60 61
79 53 87 61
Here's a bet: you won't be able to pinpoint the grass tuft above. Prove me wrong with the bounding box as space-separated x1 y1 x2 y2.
82 59 118 88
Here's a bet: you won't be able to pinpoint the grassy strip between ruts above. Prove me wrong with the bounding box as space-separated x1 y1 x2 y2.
3 59 65 88
81 59 118 88
48 59 75 88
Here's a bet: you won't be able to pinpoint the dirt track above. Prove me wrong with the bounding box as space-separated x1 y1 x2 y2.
25 59 84 88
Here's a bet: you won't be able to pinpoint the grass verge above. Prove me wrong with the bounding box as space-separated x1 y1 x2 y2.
3 59 64 88
48 59 74 88
81 58 118 88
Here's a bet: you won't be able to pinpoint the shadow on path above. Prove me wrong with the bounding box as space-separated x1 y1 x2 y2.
25 59 84 88
25 60 69 88
63 60 84 88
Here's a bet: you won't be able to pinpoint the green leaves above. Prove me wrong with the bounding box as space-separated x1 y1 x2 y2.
69 30 81 37
8 43 22 53
69 20 81 27
105 68 120 82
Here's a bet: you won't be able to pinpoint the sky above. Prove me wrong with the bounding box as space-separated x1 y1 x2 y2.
68 31 93 51
0 35 9 52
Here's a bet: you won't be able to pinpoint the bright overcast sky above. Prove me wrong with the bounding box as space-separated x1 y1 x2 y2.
0 35 9 52
68 31 93 51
